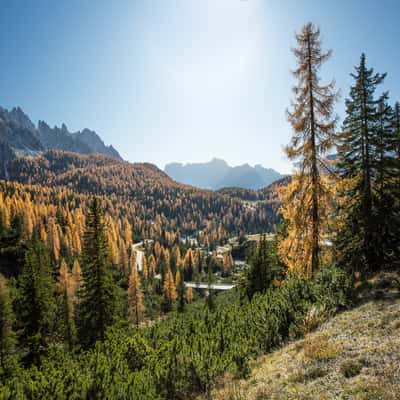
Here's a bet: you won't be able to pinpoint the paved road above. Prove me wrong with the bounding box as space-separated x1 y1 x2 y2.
184 282 235 290
132 241 153 271
154 274 234 291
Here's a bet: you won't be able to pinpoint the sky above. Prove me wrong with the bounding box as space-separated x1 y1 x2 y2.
1 0 399 174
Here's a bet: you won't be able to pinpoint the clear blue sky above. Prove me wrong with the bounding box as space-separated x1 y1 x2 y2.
1 0 399 173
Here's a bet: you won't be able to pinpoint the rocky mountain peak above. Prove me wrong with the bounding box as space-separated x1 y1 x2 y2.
165 158 284 190
0 105 123 167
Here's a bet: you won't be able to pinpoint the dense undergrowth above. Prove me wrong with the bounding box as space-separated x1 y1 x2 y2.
211 272 400 400
0 266 351 400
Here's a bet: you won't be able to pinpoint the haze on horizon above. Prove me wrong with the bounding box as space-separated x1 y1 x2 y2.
1 0 399 174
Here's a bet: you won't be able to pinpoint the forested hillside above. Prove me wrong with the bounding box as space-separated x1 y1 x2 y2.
3 150 280 240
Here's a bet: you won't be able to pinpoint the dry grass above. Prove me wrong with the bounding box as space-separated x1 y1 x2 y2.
303 333 340 361
209 274 400 400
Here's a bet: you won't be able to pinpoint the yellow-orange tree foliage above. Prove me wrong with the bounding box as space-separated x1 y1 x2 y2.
127 265 145 327
278 174 335 276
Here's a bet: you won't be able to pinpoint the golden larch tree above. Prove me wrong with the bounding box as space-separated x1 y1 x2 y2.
162 266 177 309
148 254 156 277
109 239 120 268
40 227 47 243
127 265 145 327
0 194 10 228
173 246 182 268
279 22 338 276
119 240 129 273
123 218 132 247
175 268 182 288
185 287 193 303
130 250 137 272
58 258 76 349
71 259 82 302
222 252 234 275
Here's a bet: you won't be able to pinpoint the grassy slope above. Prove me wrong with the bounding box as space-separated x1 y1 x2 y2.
212 273 400 400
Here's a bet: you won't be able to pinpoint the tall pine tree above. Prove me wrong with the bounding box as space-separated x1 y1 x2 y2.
393 102 400 161
336 54 386 275
78 198 119 346
246 235 275 299
57 259 76 350
176 268 186 313
392 102 400 258
279 23 338 276
373 95 398 267
0 274 16 372
18 239 56 364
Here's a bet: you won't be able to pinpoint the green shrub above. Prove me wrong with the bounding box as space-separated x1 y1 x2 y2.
1 265 351 399
289 366 328 383
340 359 364 378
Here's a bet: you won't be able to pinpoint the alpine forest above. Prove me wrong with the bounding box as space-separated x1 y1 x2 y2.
0 8 399 400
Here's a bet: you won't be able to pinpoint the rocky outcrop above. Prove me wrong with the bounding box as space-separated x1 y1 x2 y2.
0 106 122 168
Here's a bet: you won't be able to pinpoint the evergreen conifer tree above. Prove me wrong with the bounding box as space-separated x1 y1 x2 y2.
78 198 119 346
18 239 56 364
393 102 400 161
373 95 398 267
57 259 76 350
0 274 16 371
336 54 386 275
246 235 274 299
176 269 186 312
392 102 400 256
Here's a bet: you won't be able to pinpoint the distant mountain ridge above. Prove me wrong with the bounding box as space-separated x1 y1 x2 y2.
165 158 284 190
0 105 121 177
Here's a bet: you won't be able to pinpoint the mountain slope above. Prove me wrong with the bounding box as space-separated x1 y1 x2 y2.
73 128 121 159
5 150 282 236
37 121 92 155
7 150 172 195
37 121 122 159
165 158 231 189
0 106 122 173
0 107 43 154
211 274 400 400
165 158 284 190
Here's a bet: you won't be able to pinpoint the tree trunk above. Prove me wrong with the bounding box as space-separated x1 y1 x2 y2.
360 69 374 271
307 34 319 276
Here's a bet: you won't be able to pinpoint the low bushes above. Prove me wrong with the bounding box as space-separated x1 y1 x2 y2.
0 265 351 399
